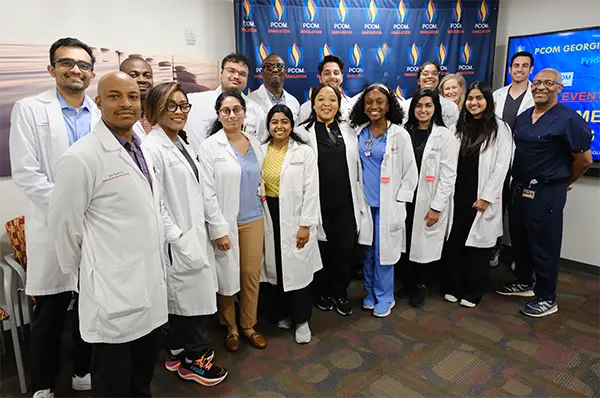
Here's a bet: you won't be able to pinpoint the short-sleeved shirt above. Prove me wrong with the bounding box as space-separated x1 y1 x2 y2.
512 103 592 183
262 143 288 197
231 144 263 224
502 91 526 130
358 126 387 207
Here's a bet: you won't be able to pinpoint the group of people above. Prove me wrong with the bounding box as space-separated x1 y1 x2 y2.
8 37 593 398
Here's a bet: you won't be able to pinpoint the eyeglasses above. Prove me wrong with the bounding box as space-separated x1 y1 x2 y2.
219 106 245 116
263 62 285 72
166 101 192 113
421 70 440 78
531 79 561 88
53 57 93 72
224 67 248 79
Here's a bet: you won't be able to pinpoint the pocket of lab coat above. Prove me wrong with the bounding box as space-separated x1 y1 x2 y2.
389 201 406 233
171 225 207 270
92 254 149 320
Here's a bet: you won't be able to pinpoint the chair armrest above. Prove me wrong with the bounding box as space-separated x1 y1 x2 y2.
4 254 26 289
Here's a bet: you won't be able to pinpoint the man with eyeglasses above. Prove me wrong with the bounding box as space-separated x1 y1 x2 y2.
10 37 98 398
187 53 266 153
120 56 154 138
496 68 592 318
248 54 300 118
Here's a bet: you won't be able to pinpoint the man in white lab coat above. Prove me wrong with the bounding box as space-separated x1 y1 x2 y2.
248 54 300 118
120 56 154 139
186 53 266 151
9 37 98 398
48 72 170 397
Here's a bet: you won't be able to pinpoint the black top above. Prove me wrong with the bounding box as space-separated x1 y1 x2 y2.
454 139 481 207
409 128 430 173
174 139 199 182
315 121 353 209
502 90 526 130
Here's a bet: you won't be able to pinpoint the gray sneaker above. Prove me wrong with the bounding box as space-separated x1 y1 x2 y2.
495 283 535 297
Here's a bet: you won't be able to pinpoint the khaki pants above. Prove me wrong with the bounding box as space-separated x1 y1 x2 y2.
219 218 264 329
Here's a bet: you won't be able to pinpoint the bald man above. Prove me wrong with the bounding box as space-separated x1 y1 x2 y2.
496 68 592 318
48 72 171 397
120 56 154 137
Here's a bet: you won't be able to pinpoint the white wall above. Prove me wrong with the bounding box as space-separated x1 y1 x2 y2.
493 0 600 267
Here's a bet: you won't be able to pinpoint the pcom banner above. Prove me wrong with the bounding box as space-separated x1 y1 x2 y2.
235 0 499 101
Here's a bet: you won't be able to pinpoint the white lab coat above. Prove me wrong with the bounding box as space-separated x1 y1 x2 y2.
197 130 265 296
450 118 514 248
409 124 460 264
9 88 100 296
261 139 323 292
47 121 169 344
187 87 267 153
356 123 419 265
133 121 147 141
248 84 301 120
297 121 366 241
401 95 460 128
142 127 220 316
298 93 356 125
493 81 534 120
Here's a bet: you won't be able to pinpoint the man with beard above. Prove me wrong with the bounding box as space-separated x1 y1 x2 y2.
10 37 99 398
120 56 154 138
248 54 300 118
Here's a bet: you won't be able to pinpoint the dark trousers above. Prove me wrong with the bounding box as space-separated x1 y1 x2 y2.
399 202 431 291
509 180 567 301
443 205 490 303
267 196 312 324
91 327 161 397
30 292 91 392
166 314 209 360
315 204 357 300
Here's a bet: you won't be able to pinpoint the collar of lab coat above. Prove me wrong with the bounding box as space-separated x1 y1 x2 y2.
261 137 299 153
214 128 253 145
355 121 398 138
148 126 177 148
94 120 136 152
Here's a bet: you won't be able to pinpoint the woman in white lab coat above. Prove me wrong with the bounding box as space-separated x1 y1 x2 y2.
297 83 365 317
141 83 227 386
197 91 267 353
442 82 512 307
260 104 321 344
400 88 460 308
348 84 418 318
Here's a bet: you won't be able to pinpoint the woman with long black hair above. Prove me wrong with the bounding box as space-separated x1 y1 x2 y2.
443 81 512 307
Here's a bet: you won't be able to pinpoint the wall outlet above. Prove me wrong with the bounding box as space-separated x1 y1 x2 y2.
184 29 196 46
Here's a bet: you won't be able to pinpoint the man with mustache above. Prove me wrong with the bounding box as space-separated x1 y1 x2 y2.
120 56 154 138
10 37 98 398
496 68 592 317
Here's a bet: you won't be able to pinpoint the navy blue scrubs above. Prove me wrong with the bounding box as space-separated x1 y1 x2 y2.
510 103 592 301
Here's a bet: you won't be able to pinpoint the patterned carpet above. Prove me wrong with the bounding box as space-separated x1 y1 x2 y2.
1 265 599 397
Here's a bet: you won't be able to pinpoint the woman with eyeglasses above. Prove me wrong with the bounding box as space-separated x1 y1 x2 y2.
297 83 366 317
400 61 460 128
260 104 321 344
442 82 512 307
198 91 267 353
400 88 459 308
349 84 418 318
439 74 466 111
141 82 228 386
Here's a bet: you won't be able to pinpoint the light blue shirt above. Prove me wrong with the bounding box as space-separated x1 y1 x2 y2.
266 89 286 107
57 90 92 146
358 126 387 208
231 144 263 224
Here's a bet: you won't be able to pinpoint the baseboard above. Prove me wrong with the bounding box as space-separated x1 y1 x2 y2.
499 245 599 276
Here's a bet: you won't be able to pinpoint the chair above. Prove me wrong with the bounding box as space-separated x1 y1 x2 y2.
1 215 30 393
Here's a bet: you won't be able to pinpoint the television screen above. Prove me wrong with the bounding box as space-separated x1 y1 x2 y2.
505 26 600 161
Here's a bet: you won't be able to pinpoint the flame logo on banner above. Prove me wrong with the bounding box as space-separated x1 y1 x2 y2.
308 87 313 100
396 0 407 23
243 0 252 19
517 45 525 52
337 0 348 23
438 42 447 65
288 43 302 67
395 86 405 99
452 0 462 22
305 0 317 21
272 0 285 21
351 44 362 67
257 43 270 64
322 43 333 59
424 0 436 23
477 0 489 22
367 0 378 23
376 43 390 65
461 42 472 64
409 43 421 66
247 87 252 95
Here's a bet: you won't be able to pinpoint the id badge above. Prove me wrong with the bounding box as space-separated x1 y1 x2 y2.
522 189 535 199
381 176 390 183
425 156 435 182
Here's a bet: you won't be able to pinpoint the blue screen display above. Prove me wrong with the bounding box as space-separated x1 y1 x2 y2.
506 26 600 161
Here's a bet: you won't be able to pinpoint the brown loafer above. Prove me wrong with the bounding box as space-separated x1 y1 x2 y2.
225 333 240 352
245 331 267 349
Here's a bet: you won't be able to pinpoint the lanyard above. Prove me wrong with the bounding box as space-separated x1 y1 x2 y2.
362 127 387 157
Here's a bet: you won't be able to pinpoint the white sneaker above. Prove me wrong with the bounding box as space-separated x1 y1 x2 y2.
33 389 54 398
72 373 92 391
295 322 311 344
460 299 477 308
277 318 292 330
444 294 458 303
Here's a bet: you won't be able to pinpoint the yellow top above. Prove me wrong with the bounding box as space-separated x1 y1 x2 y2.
262 143 288 197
